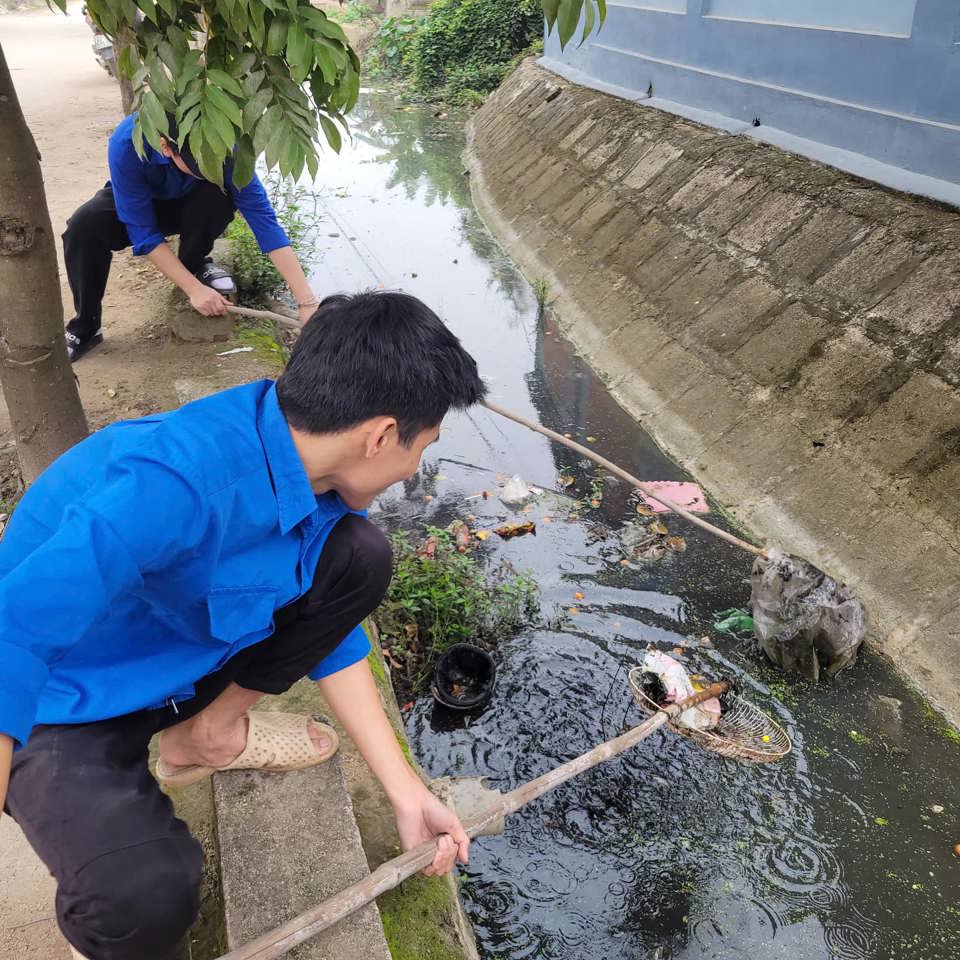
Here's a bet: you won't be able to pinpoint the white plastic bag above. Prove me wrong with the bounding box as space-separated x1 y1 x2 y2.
641 650 721 731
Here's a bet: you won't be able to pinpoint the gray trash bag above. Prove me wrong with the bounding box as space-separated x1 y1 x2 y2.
749 549 868 682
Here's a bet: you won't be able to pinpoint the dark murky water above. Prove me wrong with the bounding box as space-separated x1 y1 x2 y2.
307 90 960 960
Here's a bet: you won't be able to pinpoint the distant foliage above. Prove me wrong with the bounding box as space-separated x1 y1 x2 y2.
371 0 547 104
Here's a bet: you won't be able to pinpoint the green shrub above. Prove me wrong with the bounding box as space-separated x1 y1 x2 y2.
408 0 542 97
369 15 420 76
370 0 543 103
224 174 320 305
377 524 540 691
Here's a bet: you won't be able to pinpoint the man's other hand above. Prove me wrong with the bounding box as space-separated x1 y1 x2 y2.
393 780 470 877
190 285 230 316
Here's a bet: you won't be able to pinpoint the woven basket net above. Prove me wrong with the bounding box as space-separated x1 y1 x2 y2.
628 666 791 763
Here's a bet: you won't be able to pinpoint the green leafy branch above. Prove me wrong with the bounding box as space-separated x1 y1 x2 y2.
47 0 604 188
53 0 358 187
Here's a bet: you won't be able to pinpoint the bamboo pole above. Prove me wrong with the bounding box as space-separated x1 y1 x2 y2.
482 399 768 560
214 683 729 960
212 303 766 559
226 304 302 332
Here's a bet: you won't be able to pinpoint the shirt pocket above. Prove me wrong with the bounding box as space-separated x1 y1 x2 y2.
206 585 278 645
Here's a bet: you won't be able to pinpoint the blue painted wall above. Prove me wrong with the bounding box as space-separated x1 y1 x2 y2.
542 0 960 196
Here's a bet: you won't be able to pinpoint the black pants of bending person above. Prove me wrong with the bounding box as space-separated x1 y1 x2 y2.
4 515 391 960
62 179 236 341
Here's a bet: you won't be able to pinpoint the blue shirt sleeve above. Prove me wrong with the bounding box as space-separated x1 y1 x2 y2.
229 172 290 254
0 455 208 747
308 623 372 680
108 128 167 257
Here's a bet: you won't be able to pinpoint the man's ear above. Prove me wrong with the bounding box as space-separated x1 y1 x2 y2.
363 417 399 459
159 137 174 159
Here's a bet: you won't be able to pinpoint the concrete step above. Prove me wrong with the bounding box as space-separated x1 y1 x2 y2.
213 747 392 960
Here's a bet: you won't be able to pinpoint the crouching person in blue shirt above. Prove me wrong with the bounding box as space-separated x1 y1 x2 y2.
0 291 481 960
62 112 319 361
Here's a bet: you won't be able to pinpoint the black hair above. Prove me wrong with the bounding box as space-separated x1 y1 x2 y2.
276 291 486 444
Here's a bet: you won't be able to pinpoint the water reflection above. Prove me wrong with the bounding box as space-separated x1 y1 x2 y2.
307 89 960 960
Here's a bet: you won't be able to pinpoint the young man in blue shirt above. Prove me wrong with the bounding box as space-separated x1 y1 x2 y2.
0 291 482 960
62 112 319 361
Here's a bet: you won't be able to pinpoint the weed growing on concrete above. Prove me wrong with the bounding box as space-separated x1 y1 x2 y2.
376 524 539 694
532 276 549 311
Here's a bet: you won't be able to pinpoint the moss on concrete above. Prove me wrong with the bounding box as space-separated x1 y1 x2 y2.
378 875 469 960
235 324 287 368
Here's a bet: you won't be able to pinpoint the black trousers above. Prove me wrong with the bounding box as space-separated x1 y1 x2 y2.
63 179 236 340
5 515 392 960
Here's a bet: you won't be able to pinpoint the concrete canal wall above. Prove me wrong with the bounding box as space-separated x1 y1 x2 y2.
465 59 960 724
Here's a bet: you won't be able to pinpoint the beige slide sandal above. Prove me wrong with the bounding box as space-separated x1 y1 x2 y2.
155 712 339 788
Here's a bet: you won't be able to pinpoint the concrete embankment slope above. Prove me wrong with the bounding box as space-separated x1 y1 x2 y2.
465 58 960 724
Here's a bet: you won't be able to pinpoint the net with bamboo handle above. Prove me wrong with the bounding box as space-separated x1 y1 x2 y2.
212 679 786 960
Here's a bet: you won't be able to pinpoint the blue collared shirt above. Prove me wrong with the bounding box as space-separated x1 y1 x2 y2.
108 113 290 257
0 381 370 749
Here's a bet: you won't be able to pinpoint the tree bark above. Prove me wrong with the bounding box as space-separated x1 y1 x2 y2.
119 73 135 116
0 43 89 484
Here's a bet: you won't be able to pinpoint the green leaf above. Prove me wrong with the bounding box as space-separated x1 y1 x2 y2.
318 113 341 153
146 55 175 106
231 51 257 78
155 0 174 19
264 117 285 170
304 148 319 181
542 0 560 31
189 123 224 187
205 83 243 128
313 45 337 85
597 0 607 25
139 90 169 148
253 103 284 157
266 15 288 57
207 102 238 153
580 0 595 46
301 7 348 45
156 39 180 74
135 0 158 25
557 0 581 50
206 68 245 99
131 115 146 156
200 114 230 158
175 49 203 96
176 104 201 145
233 134 257 188
177 83 203 119
242 68 267 97
316 35 347 71
249 3 267 46
286 24 312 82
241 88 274 132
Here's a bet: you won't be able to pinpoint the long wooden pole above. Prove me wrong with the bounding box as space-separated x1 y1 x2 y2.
215 683 729 960
217 303 766 559
482 399 768 559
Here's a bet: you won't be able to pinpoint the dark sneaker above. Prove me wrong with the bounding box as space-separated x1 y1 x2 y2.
195 259 236 295
65 329 103 362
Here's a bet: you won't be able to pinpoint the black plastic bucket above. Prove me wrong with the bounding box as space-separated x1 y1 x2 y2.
431 643 496 711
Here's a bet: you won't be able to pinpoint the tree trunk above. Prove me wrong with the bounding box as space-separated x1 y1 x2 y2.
117 38 135 116
0 43 89 484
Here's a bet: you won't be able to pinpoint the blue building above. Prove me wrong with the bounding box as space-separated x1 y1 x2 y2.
543 0 960 206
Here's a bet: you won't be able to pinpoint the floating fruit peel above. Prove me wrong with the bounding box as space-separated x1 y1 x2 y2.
495 521 536 540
